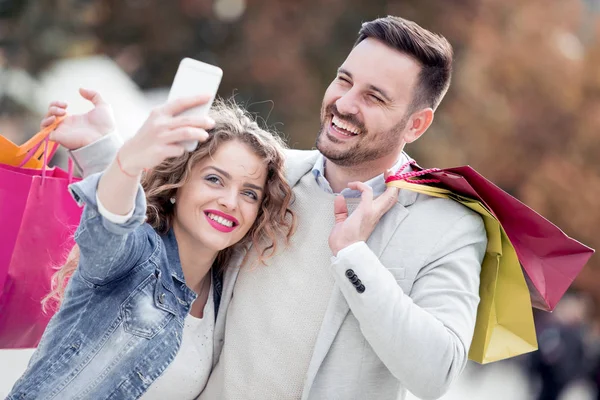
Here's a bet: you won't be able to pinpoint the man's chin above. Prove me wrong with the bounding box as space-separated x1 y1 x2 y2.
316 144 351 165
316 131 344 150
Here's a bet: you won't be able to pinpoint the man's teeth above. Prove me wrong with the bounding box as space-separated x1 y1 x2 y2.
208 213 234 228
332 115 360 135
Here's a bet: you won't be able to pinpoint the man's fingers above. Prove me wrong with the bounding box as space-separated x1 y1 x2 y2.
49 100 68 109
79 88 105 106
347 181 373 203
41 116 56 129
375 186 400 215
162 94 212 116
48 125 65 141
333 195 349 223
48 106 67 117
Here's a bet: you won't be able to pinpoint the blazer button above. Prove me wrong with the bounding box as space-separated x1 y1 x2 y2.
353 278 362 287
345 269 355 278
356 284 366 293
350 275 359 284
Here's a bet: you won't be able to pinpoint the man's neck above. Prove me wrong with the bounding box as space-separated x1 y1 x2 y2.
324 152 402 193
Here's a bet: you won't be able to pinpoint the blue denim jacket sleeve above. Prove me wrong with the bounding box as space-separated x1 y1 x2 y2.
68 172 149 285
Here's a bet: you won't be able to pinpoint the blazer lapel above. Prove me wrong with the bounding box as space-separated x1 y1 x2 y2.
212 251 243 367
302 196 413 397
284 149 320 187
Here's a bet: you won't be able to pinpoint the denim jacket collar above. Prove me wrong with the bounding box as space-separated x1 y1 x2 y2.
162 228 186 284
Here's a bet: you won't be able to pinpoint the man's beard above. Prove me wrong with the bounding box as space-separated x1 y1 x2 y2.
316 103 408 167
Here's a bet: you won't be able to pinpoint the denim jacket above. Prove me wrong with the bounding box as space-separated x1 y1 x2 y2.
8 172 223 400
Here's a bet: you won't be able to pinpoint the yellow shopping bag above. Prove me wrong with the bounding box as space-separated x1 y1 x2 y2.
0 118 62 169
387 180 538 364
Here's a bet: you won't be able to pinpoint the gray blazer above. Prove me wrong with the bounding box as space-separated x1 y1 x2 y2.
72 141 486 400
212 150 487 400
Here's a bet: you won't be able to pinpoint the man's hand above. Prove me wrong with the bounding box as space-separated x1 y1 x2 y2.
329 170 400 256
43 88 116 150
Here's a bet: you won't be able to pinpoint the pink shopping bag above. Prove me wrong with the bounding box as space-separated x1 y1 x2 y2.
0 127 82 348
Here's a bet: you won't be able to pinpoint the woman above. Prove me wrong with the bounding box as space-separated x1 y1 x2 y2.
8 91 295 400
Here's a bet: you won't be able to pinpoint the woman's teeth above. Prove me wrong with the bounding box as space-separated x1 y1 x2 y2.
207 213 233 228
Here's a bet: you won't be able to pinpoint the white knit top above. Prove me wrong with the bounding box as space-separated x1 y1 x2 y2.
200 171 337 399
141 282 214 400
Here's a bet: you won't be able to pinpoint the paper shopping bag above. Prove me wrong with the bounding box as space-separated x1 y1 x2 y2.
0 122 82 348
0 120 60 169
386 180 538 363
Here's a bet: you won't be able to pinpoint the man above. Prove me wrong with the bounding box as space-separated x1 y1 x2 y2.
55 16 486 400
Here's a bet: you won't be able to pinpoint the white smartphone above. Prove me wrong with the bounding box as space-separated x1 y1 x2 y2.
167 58 223 151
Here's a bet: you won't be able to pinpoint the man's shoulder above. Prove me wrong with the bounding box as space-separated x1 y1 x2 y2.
283 149 320 186
408 193 485 235
284 148 319 160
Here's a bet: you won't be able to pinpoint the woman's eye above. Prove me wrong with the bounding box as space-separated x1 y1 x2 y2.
243 191 258 201
338 76 351 84
206 175 222 185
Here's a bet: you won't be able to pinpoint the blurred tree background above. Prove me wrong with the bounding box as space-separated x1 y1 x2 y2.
1 0 598 318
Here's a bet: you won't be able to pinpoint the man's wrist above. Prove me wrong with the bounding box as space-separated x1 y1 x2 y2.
69 132 123 176
332 240 365 258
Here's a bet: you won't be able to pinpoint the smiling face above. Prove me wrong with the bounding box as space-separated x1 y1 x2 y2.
316 38 423 168
172 140 267 253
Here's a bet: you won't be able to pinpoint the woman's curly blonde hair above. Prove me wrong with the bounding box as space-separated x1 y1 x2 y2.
43 98 295 310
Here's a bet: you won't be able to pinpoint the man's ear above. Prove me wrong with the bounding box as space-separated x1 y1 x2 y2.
404 108 434 143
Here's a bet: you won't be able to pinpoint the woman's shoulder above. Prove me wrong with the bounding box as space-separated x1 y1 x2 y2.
138 223 164 263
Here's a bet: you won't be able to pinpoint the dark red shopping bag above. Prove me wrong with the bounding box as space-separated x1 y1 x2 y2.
0 124 82 348
387 163 594 312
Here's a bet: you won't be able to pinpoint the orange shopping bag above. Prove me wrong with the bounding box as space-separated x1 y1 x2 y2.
0 119 61 169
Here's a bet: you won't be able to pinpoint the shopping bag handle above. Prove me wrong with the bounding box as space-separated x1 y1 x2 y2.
15 121 59 156
18 117 74 184
18 117 64 170
385 160 441 185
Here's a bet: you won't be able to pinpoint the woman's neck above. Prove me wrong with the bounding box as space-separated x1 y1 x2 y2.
172 223 216 294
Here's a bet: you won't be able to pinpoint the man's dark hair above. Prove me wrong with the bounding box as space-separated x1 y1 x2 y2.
355 16 453 111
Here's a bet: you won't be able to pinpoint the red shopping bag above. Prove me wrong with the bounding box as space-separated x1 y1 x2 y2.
0 122 82 348
386 163 594 312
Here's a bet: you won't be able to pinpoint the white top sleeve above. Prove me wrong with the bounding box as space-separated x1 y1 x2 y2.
96 193 134 224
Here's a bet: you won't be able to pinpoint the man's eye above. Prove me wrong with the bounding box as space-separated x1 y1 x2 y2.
369 94 383 103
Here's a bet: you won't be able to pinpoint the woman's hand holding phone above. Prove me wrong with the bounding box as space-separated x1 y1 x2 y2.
97 95 215 218
167 58 223 152
117 95 216 177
